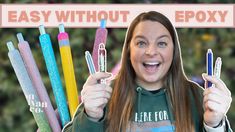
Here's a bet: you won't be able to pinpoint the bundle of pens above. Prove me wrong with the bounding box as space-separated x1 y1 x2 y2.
6 19 108 132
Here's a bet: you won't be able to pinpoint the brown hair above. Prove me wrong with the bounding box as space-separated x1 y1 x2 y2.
106 11 203 132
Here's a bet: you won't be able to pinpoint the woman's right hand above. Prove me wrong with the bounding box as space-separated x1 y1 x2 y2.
81 72 113 121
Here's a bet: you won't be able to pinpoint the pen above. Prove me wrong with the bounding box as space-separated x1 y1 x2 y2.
214 57 222 79
92 19 108 71
58 24 79 118
98 43 107 84
7 41 51 132
17 33 61 131
39 25 70 126
206 49 213 88
85 51 96 75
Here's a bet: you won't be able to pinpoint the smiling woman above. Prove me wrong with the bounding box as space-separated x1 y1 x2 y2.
130 21 174 90
63 11 232 132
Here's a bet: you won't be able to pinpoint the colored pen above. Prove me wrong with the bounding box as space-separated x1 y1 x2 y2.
92 19 108 71
206 49 213 88
7 41 51 132
98 43 107 84
214 57 222 79
17 33 61 132
39 25 70 126
85 51 96 75
58 24 79 118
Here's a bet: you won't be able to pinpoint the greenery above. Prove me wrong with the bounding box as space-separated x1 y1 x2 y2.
0 1 235 132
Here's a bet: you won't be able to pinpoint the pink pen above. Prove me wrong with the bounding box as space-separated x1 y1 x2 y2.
92 19 108 71
17 33 61 131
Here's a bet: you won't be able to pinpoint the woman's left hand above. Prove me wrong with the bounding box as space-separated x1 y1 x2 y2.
202 73 232 127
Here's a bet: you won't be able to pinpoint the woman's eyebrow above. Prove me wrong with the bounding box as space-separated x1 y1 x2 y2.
134 35 146 40
157 35 171 40
133 34 171 41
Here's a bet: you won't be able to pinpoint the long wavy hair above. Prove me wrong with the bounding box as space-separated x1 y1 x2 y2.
106 11 203 132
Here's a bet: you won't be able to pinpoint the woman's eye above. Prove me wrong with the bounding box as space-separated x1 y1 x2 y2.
136 41 146 47
158 42 167 48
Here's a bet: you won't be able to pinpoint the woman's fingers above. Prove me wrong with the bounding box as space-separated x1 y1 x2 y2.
81 84 112 99
85 72 113 85
83 91 111 103
202 73 231 96
85 97 109 108
203 87 232 114
81 72 113 120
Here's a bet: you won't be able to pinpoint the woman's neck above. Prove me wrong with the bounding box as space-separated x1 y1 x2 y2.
136 79 163 91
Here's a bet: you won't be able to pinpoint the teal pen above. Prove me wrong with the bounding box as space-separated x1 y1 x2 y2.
7 41 51 132
38 25 70 126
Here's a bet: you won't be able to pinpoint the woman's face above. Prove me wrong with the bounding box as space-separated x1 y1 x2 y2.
130 20 174 90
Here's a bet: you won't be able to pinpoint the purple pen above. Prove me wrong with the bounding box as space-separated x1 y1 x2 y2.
17 33 61 131
206 49 213 88
92 19 108 71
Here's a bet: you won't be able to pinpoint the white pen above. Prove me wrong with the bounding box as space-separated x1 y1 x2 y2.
214 57 222 79
98 43 107 84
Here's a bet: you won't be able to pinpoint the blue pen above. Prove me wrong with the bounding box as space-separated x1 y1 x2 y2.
38 25 70 126
206 49 213 88
85 51 96 75
7 41 51 132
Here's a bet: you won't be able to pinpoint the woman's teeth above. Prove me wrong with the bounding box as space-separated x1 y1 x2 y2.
143 62 160 67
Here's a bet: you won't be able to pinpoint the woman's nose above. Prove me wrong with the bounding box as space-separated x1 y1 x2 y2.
145 44 158 56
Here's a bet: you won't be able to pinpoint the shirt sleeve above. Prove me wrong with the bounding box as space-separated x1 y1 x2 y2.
203 119 225 132
62 103 105 132
203 116 233 132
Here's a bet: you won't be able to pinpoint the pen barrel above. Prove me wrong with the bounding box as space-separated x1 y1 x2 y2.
98 47 107 84
207 51 213 88
58 37 79 118
214 58 222 79
98 49 107 72
85 51 96 75
18 41 61 131
39 34 70 126
58 32 69 41
92 28 108 71
8 49 51 132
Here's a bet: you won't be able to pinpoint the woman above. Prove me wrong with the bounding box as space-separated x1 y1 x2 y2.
63 11 232 132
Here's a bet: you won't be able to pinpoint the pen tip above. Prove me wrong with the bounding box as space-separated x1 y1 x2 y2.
99 43 105 49
59 24 65 33
39 25 46 35
6 41 15 51
16 33 24 42
100 19 106 28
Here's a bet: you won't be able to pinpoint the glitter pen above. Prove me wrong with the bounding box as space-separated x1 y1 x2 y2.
212 57 222 88
206 49 213 88
92 19 108 71
7 41 51 132
58 24 79 118
214 57 222 79
85 51 96 75
98 43 107 84
39 25 70 126
17 33 61 131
